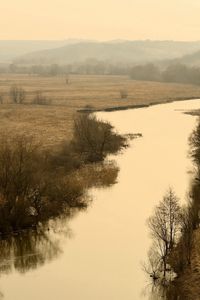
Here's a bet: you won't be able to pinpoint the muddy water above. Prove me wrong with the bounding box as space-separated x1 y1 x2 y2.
0 99 200 300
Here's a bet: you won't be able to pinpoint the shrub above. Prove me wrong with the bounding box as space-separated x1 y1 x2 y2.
9 85 26 104
72 113 127 162
0 134 86 233
32 91 52 105
120 89 128 99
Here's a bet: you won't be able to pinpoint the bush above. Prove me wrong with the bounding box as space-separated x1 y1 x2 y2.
32 91 52 105
120 89 128 99
47 142 81 173
71 114 127 162
10 85 26 104
0 134 87 233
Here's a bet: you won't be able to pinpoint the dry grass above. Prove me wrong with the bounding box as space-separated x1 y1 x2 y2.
1 74 200 146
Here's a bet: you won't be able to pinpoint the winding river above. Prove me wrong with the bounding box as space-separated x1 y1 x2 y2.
0 99 200 299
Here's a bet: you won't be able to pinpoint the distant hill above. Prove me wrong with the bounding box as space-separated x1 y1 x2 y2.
13 40 200 65
169 50 200 67
0 39 91 62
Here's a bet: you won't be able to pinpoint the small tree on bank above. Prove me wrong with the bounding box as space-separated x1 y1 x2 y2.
72 114 127 162
189 117 200 166
147 188 181 278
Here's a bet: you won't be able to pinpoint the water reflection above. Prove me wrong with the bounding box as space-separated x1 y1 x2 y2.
0 213 78 276
0 228 63 274
142 281 167 300
0 161 119 278
146 279 184 300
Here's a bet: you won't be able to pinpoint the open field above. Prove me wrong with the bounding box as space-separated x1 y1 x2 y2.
1 74 200 146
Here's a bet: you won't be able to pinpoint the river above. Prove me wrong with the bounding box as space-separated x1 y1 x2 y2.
0 99 200 299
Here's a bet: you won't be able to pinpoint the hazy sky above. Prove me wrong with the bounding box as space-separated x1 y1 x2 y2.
1 0 200 40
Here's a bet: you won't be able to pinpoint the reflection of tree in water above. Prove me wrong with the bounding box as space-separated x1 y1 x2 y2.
0 212 78 298
0 161 119 276
142 280 166 300
148 280 185 300
0 223 70 275
0 160 119 300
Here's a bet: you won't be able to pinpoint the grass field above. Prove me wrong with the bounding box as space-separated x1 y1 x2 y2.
1 74 200 146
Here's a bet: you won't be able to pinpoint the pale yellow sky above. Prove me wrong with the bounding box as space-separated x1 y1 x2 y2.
1 0 200 40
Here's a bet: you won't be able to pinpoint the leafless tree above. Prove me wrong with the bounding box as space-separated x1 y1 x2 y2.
10 85 18 103
179 204 194 265
10 85 26 104
142 245 161 280
72 114 127 162
65 75 70 85
0 94 3 104
120 89 128 99
18 87 26 104
0 133 88 234
148 188 181 277
189 117 200 167
33 90 51 105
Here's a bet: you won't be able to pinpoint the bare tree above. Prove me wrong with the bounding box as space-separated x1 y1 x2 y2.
10 85 26 104
72 114 127 162
189 117 200 166
0 94 3 104
65 75 70 85
147 188 181 277
10 85 18 103
142 245 161 280
179 204 194 265
120 89 128 99
18 87 26 104
33 90 51 105
0 133 88 234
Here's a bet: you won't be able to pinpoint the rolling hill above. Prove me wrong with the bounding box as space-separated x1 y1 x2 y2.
169 50 200 66
13 40 200 65
0 39 91 62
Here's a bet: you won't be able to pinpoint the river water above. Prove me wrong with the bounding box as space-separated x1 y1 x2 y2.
0 99 200 299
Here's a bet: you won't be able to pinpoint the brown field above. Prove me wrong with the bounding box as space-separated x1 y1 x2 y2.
1 74 200 146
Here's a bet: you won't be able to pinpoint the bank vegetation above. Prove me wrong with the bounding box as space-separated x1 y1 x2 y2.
145 116 200 299
0 113 127 235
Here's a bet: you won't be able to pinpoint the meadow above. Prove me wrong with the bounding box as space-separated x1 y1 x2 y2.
1 74 200 146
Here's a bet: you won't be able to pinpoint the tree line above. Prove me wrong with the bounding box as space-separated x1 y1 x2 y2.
1 61 200 86
130 63 200 85
0 62 129 77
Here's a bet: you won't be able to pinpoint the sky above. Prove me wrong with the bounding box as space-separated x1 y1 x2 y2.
1 0 200 41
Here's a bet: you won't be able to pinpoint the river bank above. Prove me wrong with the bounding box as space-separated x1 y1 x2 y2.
1 74 200 147
78 96 200 113
166 115 200 300
168 229 200 299
141 102 200 300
